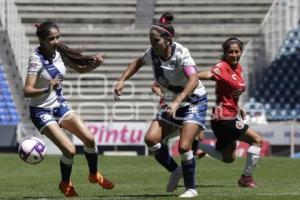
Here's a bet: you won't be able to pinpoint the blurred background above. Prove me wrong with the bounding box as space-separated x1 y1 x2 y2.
0 0 299 157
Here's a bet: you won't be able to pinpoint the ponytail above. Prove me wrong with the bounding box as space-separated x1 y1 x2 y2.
151 11 175 38
35 21 101 71
57 42 99 71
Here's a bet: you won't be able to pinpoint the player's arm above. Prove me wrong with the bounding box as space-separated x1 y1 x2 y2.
239 106 247 120
114 57 144 99
197 70 215 80
23 75 60 97
166 73 199 116
151 82 164 99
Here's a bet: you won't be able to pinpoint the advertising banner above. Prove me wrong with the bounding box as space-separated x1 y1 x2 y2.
252 122 300 145
73 122 148 146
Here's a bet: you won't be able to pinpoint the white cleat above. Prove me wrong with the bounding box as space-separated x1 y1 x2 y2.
179 189 198 198
166 166 182 192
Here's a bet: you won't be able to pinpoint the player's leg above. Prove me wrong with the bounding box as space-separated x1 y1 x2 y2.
197 120 224 161
178 123 200 198
237 127 263 187
145 120 179 172
145 120 182 192
192 130 206 159
60 112 114 189
30 106 78 197
42 124 78 197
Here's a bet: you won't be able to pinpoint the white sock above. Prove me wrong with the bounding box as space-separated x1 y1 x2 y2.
84 145 98 154
180 150 194 161
243 145 261 176
198 142 223 161
148 143 162 152
60 155 74 165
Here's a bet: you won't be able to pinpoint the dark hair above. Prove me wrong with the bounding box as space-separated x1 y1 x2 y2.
36 21 59 40
222 37 244 53
151 12 175 38
35 21 100 70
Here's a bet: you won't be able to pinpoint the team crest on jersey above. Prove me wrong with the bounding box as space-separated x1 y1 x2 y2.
30 63 38 69
213 68 221 75
232 74 237 80
235 120 245 129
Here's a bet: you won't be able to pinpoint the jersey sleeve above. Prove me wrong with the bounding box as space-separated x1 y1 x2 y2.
211 62 245 89
210 64 223 81
27 55 43 75
182 48 197 76
140 47 152 65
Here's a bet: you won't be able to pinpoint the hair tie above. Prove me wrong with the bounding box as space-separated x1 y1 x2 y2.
159 17 167 24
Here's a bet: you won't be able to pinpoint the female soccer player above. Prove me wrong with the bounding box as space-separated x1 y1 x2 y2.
23 21 114 197
114 12 207 198
197 37 263 187
151 82 206 159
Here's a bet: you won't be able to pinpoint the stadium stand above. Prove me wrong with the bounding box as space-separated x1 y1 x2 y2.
249 26 300 121
11 0 273 122
0 64 20 125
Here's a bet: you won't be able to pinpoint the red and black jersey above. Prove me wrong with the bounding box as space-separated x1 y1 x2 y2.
211 60 246 119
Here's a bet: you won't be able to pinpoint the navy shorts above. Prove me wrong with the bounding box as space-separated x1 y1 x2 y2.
30 102 73 133
211 118 249 151
157 95 207 129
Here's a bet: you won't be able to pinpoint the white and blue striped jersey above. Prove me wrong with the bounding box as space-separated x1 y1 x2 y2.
141 42 206 105
27 49 66 108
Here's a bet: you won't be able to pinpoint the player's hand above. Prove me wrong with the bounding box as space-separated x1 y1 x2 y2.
239 108 247 120
91 54 105 68
114 81 124 100
48 78 61 92
165 102 179 117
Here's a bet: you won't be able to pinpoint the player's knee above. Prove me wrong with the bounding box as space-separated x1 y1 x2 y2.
65 145 76 158
254 137 263 147
144 135 157 147
84 136 95 148
178 143 190 154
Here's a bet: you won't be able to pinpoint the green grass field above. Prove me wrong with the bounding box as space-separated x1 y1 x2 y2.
0 153 300 200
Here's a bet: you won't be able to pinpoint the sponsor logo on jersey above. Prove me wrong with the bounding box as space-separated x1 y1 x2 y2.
40 114 52 122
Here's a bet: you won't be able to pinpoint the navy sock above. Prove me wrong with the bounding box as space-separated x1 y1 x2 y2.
181 158 196 189
60 161 72 182
84 152 98 174
154 144 178 172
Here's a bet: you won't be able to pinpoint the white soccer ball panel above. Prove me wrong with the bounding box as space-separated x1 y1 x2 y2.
18 137 47 165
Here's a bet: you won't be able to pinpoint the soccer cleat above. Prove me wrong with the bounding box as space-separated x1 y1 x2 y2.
179 189 198 198
89 172 115 189
238 174 257 188
166 166 182 192
59 181 78 197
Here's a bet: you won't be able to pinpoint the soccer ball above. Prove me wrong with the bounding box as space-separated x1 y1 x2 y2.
18 137 47 164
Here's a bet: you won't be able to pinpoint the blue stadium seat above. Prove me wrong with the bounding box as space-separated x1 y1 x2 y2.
0 66 20 125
